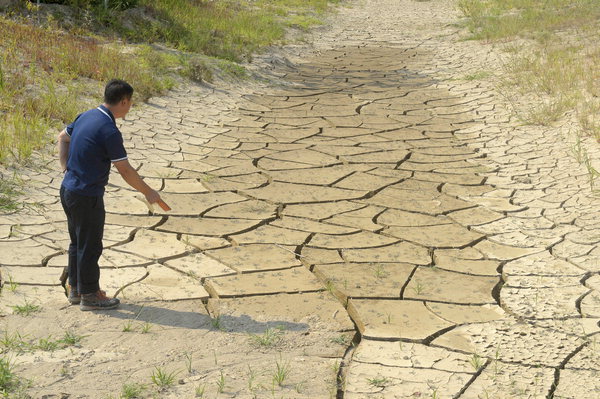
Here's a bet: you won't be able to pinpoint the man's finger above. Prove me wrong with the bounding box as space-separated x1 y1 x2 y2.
157 199 171 211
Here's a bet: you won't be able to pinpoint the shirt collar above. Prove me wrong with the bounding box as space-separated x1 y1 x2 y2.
97 104 116 124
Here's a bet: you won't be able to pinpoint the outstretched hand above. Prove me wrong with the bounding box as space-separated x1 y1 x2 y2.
145 190 171 211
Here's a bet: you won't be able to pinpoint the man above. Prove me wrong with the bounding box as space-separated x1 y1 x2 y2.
57 79 165 311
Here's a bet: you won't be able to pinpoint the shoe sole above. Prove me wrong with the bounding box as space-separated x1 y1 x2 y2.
68 298 81 305
80 303 119 311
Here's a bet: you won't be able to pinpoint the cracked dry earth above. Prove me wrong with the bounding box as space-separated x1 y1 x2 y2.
2 0 600 398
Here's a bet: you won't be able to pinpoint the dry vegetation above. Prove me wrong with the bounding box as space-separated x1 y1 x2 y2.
459 0 600 186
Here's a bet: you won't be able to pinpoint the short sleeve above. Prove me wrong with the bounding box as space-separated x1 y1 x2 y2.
105 129 128 163
65 113 82 136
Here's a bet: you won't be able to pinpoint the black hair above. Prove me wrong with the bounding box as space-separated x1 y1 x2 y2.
104 79 134 105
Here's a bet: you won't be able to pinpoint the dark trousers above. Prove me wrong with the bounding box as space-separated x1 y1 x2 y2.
60 186 104 295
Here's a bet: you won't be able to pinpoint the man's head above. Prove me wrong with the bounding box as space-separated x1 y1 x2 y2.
104 79 134 119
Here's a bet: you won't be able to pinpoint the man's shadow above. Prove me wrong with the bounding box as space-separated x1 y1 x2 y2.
107 302 309 334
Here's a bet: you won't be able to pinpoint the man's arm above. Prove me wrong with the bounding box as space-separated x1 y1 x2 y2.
113 159 162 204
57 130 70 172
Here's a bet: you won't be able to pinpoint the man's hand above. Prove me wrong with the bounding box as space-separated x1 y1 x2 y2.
144 189 161 205
113 160 170 211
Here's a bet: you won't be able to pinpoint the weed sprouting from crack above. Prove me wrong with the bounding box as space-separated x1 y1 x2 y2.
469 353 485 371
211 315 225 331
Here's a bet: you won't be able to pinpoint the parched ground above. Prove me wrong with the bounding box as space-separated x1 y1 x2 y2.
2 0 600 398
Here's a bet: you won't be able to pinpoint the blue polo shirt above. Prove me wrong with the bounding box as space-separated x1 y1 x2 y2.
62 105 128 197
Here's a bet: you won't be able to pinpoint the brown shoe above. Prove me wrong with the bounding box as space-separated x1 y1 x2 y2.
80 290 120 311
68 285 81 305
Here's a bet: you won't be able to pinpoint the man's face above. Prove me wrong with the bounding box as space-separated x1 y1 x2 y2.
121 97 132 116
114 97 132 119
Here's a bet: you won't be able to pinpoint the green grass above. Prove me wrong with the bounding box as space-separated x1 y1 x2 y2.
0 332 30 354
113 0 340 62
11 302 41 316
121 382 146 399
248 327 284 348
0 0 340 164
0 357 18 396
0 15 173 163
0 178 21 212
458 0 600 42
367 375 390 388
1 330 84 354
272 356 291 386
150 367 178 388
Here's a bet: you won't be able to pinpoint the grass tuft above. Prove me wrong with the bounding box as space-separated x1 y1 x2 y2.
11 302 41 316
248 327 284 348
150 366 178 388
0 357 17 395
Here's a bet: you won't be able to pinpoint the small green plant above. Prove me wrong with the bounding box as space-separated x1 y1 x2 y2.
0 356 20 394
37 337 59 352
583 153 600 190
331 360 340 374
122 321 135 332
272 356 291 386
571 134 585 163
195 383 206 398
216 370 226 393
150 367 178 388
469 353 484 371
210 315 224 331
367 375 390 388
140 322 152 334
121 382 146 399
6 274 18 293
372 264 389 279
411 280 426 295
324 279 336 295
184 352 193 374
201 173 217 183
60 364 71 377
60 331 84 347
247 364 257 393
248 327 283 348
11 301 40 316
329 334 349 346
0 331 30 353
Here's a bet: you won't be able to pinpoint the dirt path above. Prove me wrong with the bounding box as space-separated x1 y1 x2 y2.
2 0 600 398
